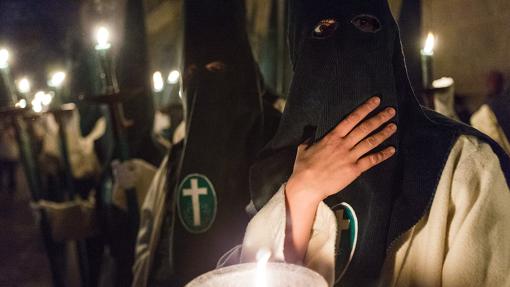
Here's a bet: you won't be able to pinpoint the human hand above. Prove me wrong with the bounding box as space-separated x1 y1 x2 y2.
286 96 397 203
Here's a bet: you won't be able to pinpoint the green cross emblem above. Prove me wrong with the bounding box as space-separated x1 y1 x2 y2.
177 174 217 233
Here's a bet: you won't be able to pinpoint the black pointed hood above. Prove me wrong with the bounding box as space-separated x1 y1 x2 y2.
166 0 273 284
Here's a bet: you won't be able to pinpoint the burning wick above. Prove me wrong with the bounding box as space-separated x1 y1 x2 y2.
255 248 271 287
422 32 436 56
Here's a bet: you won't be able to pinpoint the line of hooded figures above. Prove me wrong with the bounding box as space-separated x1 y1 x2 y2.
1 0 510 287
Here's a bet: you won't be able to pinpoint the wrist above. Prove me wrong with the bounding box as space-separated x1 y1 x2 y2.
285 177 323 206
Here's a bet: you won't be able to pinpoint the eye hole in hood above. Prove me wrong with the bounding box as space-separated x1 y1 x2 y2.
351 14 381 33
312 19 338 39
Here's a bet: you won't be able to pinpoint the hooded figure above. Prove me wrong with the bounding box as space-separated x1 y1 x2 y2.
131 0 281 286
241 0 510 286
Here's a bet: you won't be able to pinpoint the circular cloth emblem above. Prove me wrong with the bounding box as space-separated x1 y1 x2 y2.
177 174 217 233
332 202 358 283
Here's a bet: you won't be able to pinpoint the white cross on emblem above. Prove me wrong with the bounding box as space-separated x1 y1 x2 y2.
335 209 351 247
182 178 208 226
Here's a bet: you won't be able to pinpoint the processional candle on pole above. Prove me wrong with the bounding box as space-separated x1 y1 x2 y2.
48 71 66 107
421 32 436 89
0 48 18 105
95 26 119 95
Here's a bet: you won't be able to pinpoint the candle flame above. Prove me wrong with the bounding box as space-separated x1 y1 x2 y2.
17 78 31 94
423 32 436 56
255 249 271 287
153 71 164 92
48 71 66 88
95 26 111 50
0 48 9 69
32 91 53 112
167 70 180 84
15 99 27 109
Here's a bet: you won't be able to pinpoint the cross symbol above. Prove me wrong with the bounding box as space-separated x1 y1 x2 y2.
183 179 208 226
335 209 351 248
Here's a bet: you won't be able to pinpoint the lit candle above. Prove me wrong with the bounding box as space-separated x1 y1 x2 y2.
421 32 436 89
48 71 66 106
31 91 53 113
167 70 180 84
17 77 31 96
94 26 118 95
152 71 164 93
0 48 9 69
255 249 271 287
186 250 328 287
0 48 18 105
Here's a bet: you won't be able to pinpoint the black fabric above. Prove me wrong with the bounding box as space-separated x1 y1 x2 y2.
488 90 510 144
163 0 281 284
116 0 162 166
249 0 510 286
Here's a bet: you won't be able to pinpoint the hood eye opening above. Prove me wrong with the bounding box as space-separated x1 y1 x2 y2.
312 19 338 39
351 15 381 33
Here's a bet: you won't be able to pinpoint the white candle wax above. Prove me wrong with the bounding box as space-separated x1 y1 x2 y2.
186 262 328 287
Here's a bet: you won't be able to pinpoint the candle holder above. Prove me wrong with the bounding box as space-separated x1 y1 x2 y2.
186 263 328 287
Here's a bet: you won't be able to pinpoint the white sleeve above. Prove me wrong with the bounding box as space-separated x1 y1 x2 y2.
240 184 338 286
442 137 510 287
132 156 169 287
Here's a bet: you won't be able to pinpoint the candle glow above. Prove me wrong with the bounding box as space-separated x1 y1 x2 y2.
48 71 66 88
17 78 31 94
32 91 53 112
15 99 27 109
167 70 180 84
255 249 271 287
153 71 165 92
422 32 436 56
95 27 112 50
0 48 9 69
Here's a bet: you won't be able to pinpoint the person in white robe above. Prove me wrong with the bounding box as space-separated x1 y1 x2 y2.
236 0 510 286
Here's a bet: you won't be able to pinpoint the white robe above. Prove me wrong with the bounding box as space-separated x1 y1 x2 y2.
240 135 510 287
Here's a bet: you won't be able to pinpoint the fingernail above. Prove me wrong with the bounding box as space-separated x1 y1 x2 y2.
388 123 397 131
386 108 396 115
389 147 396 154
371 97 381 105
